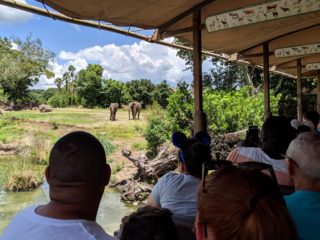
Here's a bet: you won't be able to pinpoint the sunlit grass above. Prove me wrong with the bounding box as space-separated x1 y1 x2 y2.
0 107 149 190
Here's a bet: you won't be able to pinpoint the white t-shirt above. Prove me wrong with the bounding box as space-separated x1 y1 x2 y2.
151 172 200 228
227 147 291 185
0 205 116 240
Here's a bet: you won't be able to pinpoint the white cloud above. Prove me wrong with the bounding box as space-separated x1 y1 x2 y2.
58 41 193 83
37 40 214 89
0 0 33 24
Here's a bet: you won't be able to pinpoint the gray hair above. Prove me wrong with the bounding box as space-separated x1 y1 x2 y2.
286 132 320 179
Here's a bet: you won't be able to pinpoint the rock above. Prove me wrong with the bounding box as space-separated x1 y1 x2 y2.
32 107 39 110
39 104 52 113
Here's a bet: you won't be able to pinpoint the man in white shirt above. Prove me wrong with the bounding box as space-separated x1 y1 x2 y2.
1 131 115 240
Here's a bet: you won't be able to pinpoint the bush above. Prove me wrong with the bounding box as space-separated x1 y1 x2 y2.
204 87 281 133
5 169 42 191
48 92 69 107
144 104 169 154
96 133 116 156
166 81 193 133
30 134 50 165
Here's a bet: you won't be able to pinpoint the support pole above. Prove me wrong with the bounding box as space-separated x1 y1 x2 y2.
297 59 302 121
317 71 320 113
263 42 270 119
193 9 206 133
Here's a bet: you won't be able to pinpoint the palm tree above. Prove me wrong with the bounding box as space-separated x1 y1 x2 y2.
54 77 63 92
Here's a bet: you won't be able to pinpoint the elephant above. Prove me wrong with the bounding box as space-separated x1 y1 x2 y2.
109 103 119 121
128 101 142 120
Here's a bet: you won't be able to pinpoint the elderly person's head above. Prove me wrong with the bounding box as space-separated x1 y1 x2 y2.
196 167 298 240
285 132 320 190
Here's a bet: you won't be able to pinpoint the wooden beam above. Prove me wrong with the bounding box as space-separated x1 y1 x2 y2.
297 59 303 121
281 65 307 69
317 71 320 113
193 9 206 133
158 0 216 32
160 24 205 38
263 42 271 119
241 52 274 58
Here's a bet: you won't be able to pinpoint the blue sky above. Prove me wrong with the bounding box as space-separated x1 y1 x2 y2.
0 0 211 89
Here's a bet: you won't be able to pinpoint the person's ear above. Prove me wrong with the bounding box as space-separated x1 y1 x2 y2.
286 158 296 177
45 166 50 182
195 215 205 240
104 164 111 186
178 161 185 173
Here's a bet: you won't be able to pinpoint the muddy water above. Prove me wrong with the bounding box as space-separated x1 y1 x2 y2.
0 182 135 236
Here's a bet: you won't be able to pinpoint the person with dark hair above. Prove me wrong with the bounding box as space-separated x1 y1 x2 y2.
227 116 297 185
196 167 298 240
1 131 114 240
284 132 320 240
147 132 212 229
120 206 179 240
303 110 320 131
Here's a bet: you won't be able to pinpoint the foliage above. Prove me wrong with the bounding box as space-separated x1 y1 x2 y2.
152 80 173 108
0 36 54 104
102 79 131 107
41 88 57 102
30 134 50 165
0 89 8 104
76 64 104 108
204 87 281 133
126 79 155 107
48 91 71 108
166 81 193 133
96 133 116 156
4 169 42 191
144 104 169 153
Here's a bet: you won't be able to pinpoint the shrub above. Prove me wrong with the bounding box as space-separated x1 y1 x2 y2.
30 134 50 165
5 169 42 191
96 133 115 156
48 92 69 107
144 104 169 154
166 81 193 133
204 87 281 133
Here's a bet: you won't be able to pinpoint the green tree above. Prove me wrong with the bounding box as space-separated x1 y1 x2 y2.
76 64 104 108
126 79 155 107
153 80 173 108
41 88 57 102
54 77 63 92
0 36 54 105
102 79 131 107
166 81 194 133
204 87 281 133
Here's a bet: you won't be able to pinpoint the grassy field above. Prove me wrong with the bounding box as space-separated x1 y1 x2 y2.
0 107 148 189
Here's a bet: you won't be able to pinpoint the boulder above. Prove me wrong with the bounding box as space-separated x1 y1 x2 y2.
39 104 52 113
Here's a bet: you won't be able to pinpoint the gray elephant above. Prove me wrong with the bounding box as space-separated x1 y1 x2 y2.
128 101 142 120
109 103 119 121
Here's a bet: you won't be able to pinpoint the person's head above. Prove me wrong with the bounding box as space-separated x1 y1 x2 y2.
46 131 111 204
172 132 212 178
262 116 297 159
120 206 179 240
285 132 320 190
303 111 320 130
196 167 298 240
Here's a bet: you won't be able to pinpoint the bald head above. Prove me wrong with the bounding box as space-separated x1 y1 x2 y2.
286 132 320 179
48 131 108 186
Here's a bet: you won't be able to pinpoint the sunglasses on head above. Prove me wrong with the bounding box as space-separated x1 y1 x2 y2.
201 160 278 193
